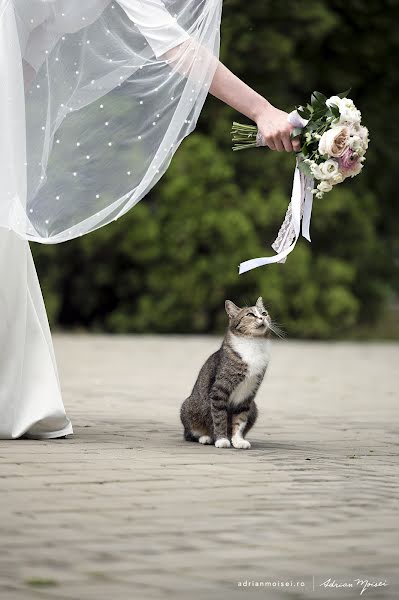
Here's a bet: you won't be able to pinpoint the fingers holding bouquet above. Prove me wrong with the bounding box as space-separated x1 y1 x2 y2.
255 104 302 153
233 103 302 153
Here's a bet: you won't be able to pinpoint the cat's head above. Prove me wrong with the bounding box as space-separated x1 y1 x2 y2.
225 297 271 338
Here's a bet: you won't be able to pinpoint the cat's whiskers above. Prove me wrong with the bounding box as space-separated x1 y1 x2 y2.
268 320 286 339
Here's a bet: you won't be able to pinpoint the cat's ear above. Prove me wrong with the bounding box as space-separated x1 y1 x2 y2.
256 296 265 311
225 300 241 319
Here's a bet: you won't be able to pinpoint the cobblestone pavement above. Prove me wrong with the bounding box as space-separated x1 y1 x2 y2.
0 336 398 600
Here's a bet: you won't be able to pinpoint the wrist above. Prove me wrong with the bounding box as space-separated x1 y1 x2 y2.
250 96 272 123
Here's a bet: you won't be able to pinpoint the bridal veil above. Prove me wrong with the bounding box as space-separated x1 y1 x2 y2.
1 0 222 242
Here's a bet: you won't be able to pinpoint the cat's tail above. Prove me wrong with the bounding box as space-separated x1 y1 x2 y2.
180 397 195 441
183 429 199 442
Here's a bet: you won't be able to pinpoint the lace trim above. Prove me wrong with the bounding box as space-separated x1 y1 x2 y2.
253 138 314 264
271 169 312 264
256 131 265 147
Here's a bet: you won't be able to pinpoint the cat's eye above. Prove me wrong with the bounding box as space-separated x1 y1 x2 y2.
247 312 256 317
262 311 268 316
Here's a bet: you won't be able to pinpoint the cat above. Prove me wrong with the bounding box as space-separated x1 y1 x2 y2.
180 297 276 449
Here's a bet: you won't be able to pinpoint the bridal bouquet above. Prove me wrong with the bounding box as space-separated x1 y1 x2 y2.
231 91 369 273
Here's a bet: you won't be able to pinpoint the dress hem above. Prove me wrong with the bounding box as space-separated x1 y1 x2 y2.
22 421 74 440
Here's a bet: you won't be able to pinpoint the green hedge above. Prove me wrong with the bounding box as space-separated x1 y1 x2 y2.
32 0 398 338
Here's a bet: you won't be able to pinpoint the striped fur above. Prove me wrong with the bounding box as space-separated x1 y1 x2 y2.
180 298 271 449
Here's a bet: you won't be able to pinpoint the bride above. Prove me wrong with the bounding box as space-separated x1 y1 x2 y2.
0 0 300 439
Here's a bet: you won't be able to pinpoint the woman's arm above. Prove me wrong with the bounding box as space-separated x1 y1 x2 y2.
118 0 299 152
209 61 300 153
165 45 301 153
164 42 301 153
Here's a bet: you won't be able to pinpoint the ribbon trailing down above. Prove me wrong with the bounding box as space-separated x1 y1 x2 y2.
239 111 314 274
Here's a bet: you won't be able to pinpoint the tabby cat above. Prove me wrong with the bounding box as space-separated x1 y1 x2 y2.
180 297 276 449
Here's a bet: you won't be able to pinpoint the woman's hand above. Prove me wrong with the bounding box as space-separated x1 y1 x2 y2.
255 103 301 153
208 59 301 153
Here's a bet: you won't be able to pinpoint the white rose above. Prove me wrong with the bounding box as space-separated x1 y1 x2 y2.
332 172 344 184
317 181 333 193
319 158 339 179
338 98 361 124
351 134 362 147
358 126 369 150
326 95 341 109
309 161 330 180
326 96 362 125
319 125 350 157
341 98 356 110
309 162 322 179
350 135 367 156
340 108 361 124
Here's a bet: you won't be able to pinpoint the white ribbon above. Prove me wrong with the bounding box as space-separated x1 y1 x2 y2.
239 110 314 274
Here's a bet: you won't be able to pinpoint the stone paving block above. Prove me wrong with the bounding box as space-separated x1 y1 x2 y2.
1 336 398 600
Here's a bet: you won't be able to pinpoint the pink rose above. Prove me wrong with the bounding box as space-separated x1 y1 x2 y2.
339 148 363 177
339 148 355 169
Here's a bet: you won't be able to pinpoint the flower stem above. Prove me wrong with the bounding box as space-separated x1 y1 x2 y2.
231 122 258 151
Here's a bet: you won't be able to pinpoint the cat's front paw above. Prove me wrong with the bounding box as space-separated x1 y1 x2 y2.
232 437 251 449
215 438 231 448
199 435 213 445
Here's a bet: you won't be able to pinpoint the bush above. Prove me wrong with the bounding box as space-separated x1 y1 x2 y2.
32 0 398 338
33 131 387 338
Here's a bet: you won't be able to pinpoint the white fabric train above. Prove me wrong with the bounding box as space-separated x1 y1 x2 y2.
0 228 73 439
0 0 222 438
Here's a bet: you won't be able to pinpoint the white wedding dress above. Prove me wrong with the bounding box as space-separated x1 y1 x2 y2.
0 0 221 438
0 230 73 438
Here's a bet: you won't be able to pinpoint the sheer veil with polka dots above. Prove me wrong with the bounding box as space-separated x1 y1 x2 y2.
0 0 222 242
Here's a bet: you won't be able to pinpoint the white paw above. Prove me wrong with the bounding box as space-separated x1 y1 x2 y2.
198 435 213 445
232 437 251 449
215 438 231 448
